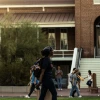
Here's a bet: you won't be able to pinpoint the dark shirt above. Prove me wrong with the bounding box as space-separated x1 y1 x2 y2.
42 57 52 80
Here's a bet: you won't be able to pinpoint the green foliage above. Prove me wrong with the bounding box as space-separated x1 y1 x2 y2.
0 16 48 85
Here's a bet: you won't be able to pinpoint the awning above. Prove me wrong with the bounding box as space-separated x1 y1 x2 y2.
0 13 75 27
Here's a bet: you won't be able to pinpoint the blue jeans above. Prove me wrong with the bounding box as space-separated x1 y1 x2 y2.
57 77 62 89
70 85 80 96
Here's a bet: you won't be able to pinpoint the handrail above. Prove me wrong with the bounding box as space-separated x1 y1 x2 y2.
77 48 83 68
70 48 83 73
53 50 74 58
79 48 83 60
54 50 74 52
94 47 96 58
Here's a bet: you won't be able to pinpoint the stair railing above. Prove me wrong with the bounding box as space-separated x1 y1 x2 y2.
70 47 83 73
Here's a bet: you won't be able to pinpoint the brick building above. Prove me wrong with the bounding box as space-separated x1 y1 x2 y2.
75 0 100 58
0 0 100 88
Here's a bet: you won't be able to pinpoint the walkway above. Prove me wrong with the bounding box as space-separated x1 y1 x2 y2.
0 88 100 97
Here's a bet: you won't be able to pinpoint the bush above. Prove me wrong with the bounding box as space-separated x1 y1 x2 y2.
0 20 48 85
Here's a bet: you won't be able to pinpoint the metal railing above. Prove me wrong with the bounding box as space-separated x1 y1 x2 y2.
70 48 83 73
77 48 83 68
53 50 74 58
94 47 96 58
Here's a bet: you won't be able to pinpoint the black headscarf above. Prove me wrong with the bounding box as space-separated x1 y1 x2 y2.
41 46 53 57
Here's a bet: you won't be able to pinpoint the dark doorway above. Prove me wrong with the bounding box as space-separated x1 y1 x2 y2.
94 16 100 56
52 61 72 88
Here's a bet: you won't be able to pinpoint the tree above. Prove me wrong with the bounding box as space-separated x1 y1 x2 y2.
0 14 48 85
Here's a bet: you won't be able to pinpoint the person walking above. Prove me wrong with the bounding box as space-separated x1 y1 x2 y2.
69 69 82 98
36 46 57 100
25 67 36 98
84 70 93 92
55 66 63 90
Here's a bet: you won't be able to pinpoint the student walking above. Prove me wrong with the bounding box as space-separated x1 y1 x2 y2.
84 70 93 92
25 66 40 98
36 46 57 100
69 69 82 98
25 67 36 98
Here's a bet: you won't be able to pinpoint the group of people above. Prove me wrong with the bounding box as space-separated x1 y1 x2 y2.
25 62 40 98
25 46 57 100
69 68 82 98
24 46 93 99
69 68 93 98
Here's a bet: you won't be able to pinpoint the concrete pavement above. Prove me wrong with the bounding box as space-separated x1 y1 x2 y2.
0 88 100 97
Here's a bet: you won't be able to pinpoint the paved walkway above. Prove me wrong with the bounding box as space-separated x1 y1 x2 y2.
0 88 100 97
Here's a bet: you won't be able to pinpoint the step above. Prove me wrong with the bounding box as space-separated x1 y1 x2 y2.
79 58 100 88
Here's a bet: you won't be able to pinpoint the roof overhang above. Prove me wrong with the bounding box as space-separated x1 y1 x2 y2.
38 22 75 27
0 22 75 28
0 13 75 27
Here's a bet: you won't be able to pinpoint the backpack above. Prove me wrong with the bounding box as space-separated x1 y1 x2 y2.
34 58 44 79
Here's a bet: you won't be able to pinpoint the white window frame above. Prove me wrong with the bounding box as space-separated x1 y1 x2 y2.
48 28 56 50
93 0 100 4
60 28 68 50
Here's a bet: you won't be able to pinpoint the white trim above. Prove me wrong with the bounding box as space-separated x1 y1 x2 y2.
54 50 73 52
38 22 75 28
0 4 75 8
0 24 75 28
0 22 75 28
39 24 75 28
93 0 100 4
51 57 73 61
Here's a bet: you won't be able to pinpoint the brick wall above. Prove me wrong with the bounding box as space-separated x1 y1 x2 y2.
75 0 100 57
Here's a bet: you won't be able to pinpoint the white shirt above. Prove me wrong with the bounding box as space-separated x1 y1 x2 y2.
88 75 92 81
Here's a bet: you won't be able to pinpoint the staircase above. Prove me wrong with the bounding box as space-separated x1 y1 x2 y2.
79 58 100 88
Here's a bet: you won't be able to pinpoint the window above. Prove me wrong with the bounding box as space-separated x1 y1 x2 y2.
48 29 56 49
94 0 100 4
60 29 68 50
98 36 100 48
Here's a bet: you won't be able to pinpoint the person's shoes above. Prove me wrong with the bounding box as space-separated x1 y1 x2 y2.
78 95 82 98
34 88 37 92
60 88 62 90
69 96 73 98
25 95 30 98
58 88 60 90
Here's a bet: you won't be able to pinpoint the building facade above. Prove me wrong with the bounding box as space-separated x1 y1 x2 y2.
0 0 100 88
75 0 100 58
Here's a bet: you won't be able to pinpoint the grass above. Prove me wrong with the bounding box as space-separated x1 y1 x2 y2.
0 97 100 100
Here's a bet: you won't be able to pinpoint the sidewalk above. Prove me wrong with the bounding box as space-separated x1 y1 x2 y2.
0 88 100 97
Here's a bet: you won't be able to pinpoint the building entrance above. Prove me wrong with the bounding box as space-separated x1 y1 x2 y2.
96 27 100 56
94 16 100 57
